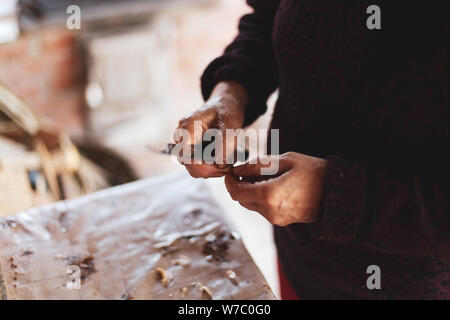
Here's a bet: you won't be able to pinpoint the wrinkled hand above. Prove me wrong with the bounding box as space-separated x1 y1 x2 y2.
225 152 327 226
173 81 247 178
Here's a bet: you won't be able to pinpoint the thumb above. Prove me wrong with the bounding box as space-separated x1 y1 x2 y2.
233 156 292 177
232 161 262 177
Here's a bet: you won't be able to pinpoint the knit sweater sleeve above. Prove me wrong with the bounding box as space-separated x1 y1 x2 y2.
310 155 450 259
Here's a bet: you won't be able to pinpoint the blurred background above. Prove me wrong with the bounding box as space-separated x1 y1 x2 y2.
0 0 278 296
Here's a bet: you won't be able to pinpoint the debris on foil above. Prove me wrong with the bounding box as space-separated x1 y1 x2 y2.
154 267 171 287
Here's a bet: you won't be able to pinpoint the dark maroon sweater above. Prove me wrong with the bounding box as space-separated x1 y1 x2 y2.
201 0 450 299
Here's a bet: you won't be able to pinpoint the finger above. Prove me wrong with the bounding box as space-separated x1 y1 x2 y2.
174 108 217 145
185 163 224 179
233 155 292 177
224 174 270 203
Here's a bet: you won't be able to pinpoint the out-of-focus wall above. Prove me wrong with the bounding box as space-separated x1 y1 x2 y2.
0 28 84 132
0 0 250 139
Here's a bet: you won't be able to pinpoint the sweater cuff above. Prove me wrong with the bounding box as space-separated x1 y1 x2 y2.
201 55 269 127
310 156 368 244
